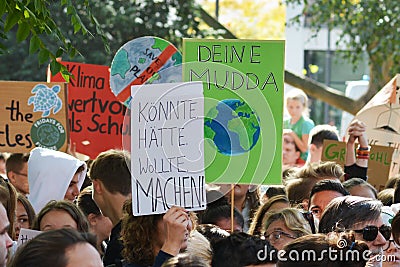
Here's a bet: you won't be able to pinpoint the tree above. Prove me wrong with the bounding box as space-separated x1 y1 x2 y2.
197 1 399 115
283 0 400 113
0 0 108 81
0 0 210 81
199 0 285 39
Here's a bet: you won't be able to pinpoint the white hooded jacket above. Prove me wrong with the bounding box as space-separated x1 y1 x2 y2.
28 147 87 213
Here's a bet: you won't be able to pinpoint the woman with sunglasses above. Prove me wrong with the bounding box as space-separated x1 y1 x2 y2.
319 196 389 265
262 208 312 250
382 209 400 267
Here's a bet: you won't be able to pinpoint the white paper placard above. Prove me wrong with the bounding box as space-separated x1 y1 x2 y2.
17 228 41 246
131 82 206 215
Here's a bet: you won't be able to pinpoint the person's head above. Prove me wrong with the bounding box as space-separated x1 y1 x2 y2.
291 161 344 180
343 178 378 199
319 196 387 254
285 89 309 118
263 208 312 250
195 224 230 244
8 228 102 267
162 253 210 267
32 200 89 233
185 231 212 265
28 147 86 213
384 175 400 189
200 204 244 232
76 186 112 245
277 233 369 267
262 186 286 203
248 195 289 235
6 153 29 195
285 177 318 209
64 165 85 202
15 193 35 241
378 188 395 206
282 133 301 166
90 149 131 219
211 232 277 267
307 125 339 163
309 179 349 220
0 203 13 267
0 154 6 176
121 200 192 266
0 178 17 240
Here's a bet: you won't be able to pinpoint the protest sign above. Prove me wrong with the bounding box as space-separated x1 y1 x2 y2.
0 81 68 153
322 139 395 190
17 228 41 246
353 74 400 177
131 82 206 215
110 36 182 106
50 61 129 159
183 39 285 185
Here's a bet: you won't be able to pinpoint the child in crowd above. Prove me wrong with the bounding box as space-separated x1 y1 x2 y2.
283 89 315 161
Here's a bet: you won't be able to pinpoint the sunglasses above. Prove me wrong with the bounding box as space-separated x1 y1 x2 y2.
353 225 391 242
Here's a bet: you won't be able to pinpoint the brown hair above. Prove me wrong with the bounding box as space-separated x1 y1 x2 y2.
121 199 163 265
17 193 36 228
5 153 29 174
90 150 131 195
248 195 289 235
32 200 89 233
8 228 97 267
0 178 17 239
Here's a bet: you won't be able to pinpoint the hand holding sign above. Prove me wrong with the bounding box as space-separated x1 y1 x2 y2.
161 206 191 256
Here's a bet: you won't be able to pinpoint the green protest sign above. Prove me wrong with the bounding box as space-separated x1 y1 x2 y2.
183 39 284 185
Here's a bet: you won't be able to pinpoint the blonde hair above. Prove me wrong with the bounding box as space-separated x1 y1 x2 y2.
263 208 312 237
285 89 309 116
185 230 212 265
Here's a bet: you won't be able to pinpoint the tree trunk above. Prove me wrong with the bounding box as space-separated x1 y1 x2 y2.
198 7 376 115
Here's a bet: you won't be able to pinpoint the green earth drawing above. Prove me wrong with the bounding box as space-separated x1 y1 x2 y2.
204 99 260 155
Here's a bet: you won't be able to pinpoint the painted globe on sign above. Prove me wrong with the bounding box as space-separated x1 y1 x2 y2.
204 99 260 155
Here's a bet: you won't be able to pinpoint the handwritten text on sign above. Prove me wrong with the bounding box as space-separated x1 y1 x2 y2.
131 82 206 216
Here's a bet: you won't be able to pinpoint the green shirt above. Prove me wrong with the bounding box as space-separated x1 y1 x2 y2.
283 116 315 160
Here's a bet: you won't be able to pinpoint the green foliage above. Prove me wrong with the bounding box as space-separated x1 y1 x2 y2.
0 0 108 78
0 0 214 81
284 0 400 88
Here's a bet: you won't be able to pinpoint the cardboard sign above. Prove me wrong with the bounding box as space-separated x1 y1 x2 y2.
322 140 395 190
17 228 41 246
0 81 68 152
183 39 285 185
49 61 129 159
353 74 400 178
131 82 206 215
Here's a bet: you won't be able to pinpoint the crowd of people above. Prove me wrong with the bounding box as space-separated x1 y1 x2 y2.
0 88 399 267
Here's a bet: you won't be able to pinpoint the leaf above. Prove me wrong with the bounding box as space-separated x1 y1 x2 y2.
4 11 22 32
50 60 62 75
56 48 64 58
38 48 49 65
61 66 72 83
29 35 40 54
0 0 6 17
16 22 31 42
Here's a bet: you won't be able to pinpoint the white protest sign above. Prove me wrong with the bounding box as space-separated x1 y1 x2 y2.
17 228 41 246
131 82 206 216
